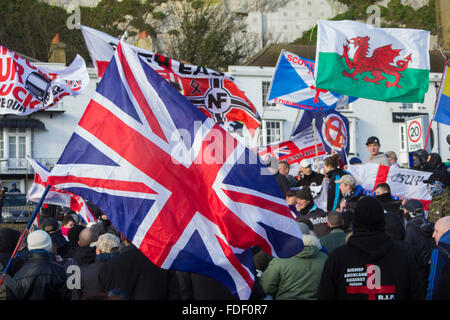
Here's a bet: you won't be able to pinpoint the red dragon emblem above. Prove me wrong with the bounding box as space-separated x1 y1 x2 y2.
340 36 412 88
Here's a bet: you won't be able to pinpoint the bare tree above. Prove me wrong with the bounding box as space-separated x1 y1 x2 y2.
162 0 257 71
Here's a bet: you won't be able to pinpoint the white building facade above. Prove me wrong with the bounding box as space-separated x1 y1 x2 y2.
0 64 98 192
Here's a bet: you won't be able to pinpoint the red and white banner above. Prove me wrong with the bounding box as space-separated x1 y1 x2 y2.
81 25 260 134
347 163 432 210
27 156 96 224
257 125 327 166
0 46 89 115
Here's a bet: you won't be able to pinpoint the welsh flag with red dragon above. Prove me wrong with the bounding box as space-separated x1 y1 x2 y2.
314 20 430 103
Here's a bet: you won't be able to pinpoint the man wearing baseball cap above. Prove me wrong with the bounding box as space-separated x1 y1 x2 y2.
365 136 390 166
72 233 121 300
295 158 325 187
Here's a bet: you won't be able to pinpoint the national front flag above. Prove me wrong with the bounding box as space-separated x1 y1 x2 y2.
314 20 430 103
27 156 96 224
268 50 356 111
0 45 89 115
293 109 350 163
81 25 261 135
433 62 450 126
47 40 303 299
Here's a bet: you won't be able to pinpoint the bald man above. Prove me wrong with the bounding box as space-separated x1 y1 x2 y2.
426 216 450 300
73 227 99 266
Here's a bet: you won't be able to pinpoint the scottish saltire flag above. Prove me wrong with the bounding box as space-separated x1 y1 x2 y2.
47 41 303 299
294 109 350 163
27 156 96 224
267 50 356 111
434 63 450 126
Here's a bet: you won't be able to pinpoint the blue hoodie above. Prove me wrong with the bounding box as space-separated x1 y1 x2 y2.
426 229 450 300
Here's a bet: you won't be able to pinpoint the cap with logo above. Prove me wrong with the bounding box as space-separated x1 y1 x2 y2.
365 136 380 146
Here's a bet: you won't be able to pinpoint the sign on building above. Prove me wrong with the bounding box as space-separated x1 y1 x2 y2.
405 115 430 153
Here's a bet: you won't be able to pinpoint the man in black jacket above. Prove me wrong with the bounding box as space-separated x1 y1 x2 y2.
13 230 70 300
98 235 180 300
73 227 98 266
295 187 329 238
72 233 120 300
317 196 425 300
295 158 324 187
401 199 434 275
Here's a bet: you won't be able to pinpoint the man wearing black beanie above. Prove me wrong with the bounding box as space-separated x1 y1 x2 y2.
317 196 425 300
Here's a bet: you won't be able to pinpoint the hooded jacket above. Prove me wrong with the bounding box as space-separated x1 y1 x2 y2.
427 230 450 300
317 231 425 300
404 216 434 269
261 234 328 300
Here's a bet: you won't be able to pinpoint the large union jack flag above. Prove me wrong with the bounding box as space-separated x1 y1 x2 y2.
47 41 303 299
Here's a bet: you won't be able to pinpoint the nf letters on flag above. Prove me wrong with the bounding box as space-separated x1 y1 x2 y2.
347 163 432 209
434 63 450 126
47 40 303 299
0 46 89 115
81 25 260 134
27 156 96 224
315 20 430 103
268 50 355 111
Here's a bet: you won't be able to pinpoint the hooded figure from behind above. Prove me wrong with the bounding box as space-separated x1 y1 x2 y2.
0 228 24 276
317 196 425 300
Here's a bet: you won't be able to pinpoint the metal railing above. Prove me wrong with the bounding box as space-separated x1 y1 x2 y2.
0 158 59 174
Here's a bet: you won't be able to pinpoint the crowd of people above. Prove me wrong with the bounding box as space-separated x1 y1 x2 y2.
0 136 449 300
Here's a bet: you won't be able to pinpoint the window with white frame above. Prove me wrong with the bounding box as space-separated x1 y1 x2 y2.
399 124 407 151
2 127 29 169
262 81 276 108
0 128 3 159
8 128 26 159
264 120 282 145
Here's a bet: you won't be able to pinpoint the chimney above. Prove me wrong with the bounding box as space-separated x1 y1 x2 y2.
48 33 67 64
136 31 153 51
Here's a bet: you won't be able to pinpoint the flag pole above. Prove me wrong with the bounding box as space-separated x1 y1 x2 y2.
0 185 51 286
312 118 319 170
289 109 302 139
424 61 447 149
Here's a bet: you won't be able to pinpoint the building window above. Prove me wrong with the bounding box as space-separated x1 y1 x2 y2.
8 128 26 159
399 124 406 151
262 81 276 108
2 127 29 169
0 128 3 159
264 120 282 145
401 103 414 110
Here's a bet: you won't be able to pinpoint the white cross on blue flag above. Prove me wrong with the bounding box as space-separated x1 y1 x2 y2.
267 50 357 111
